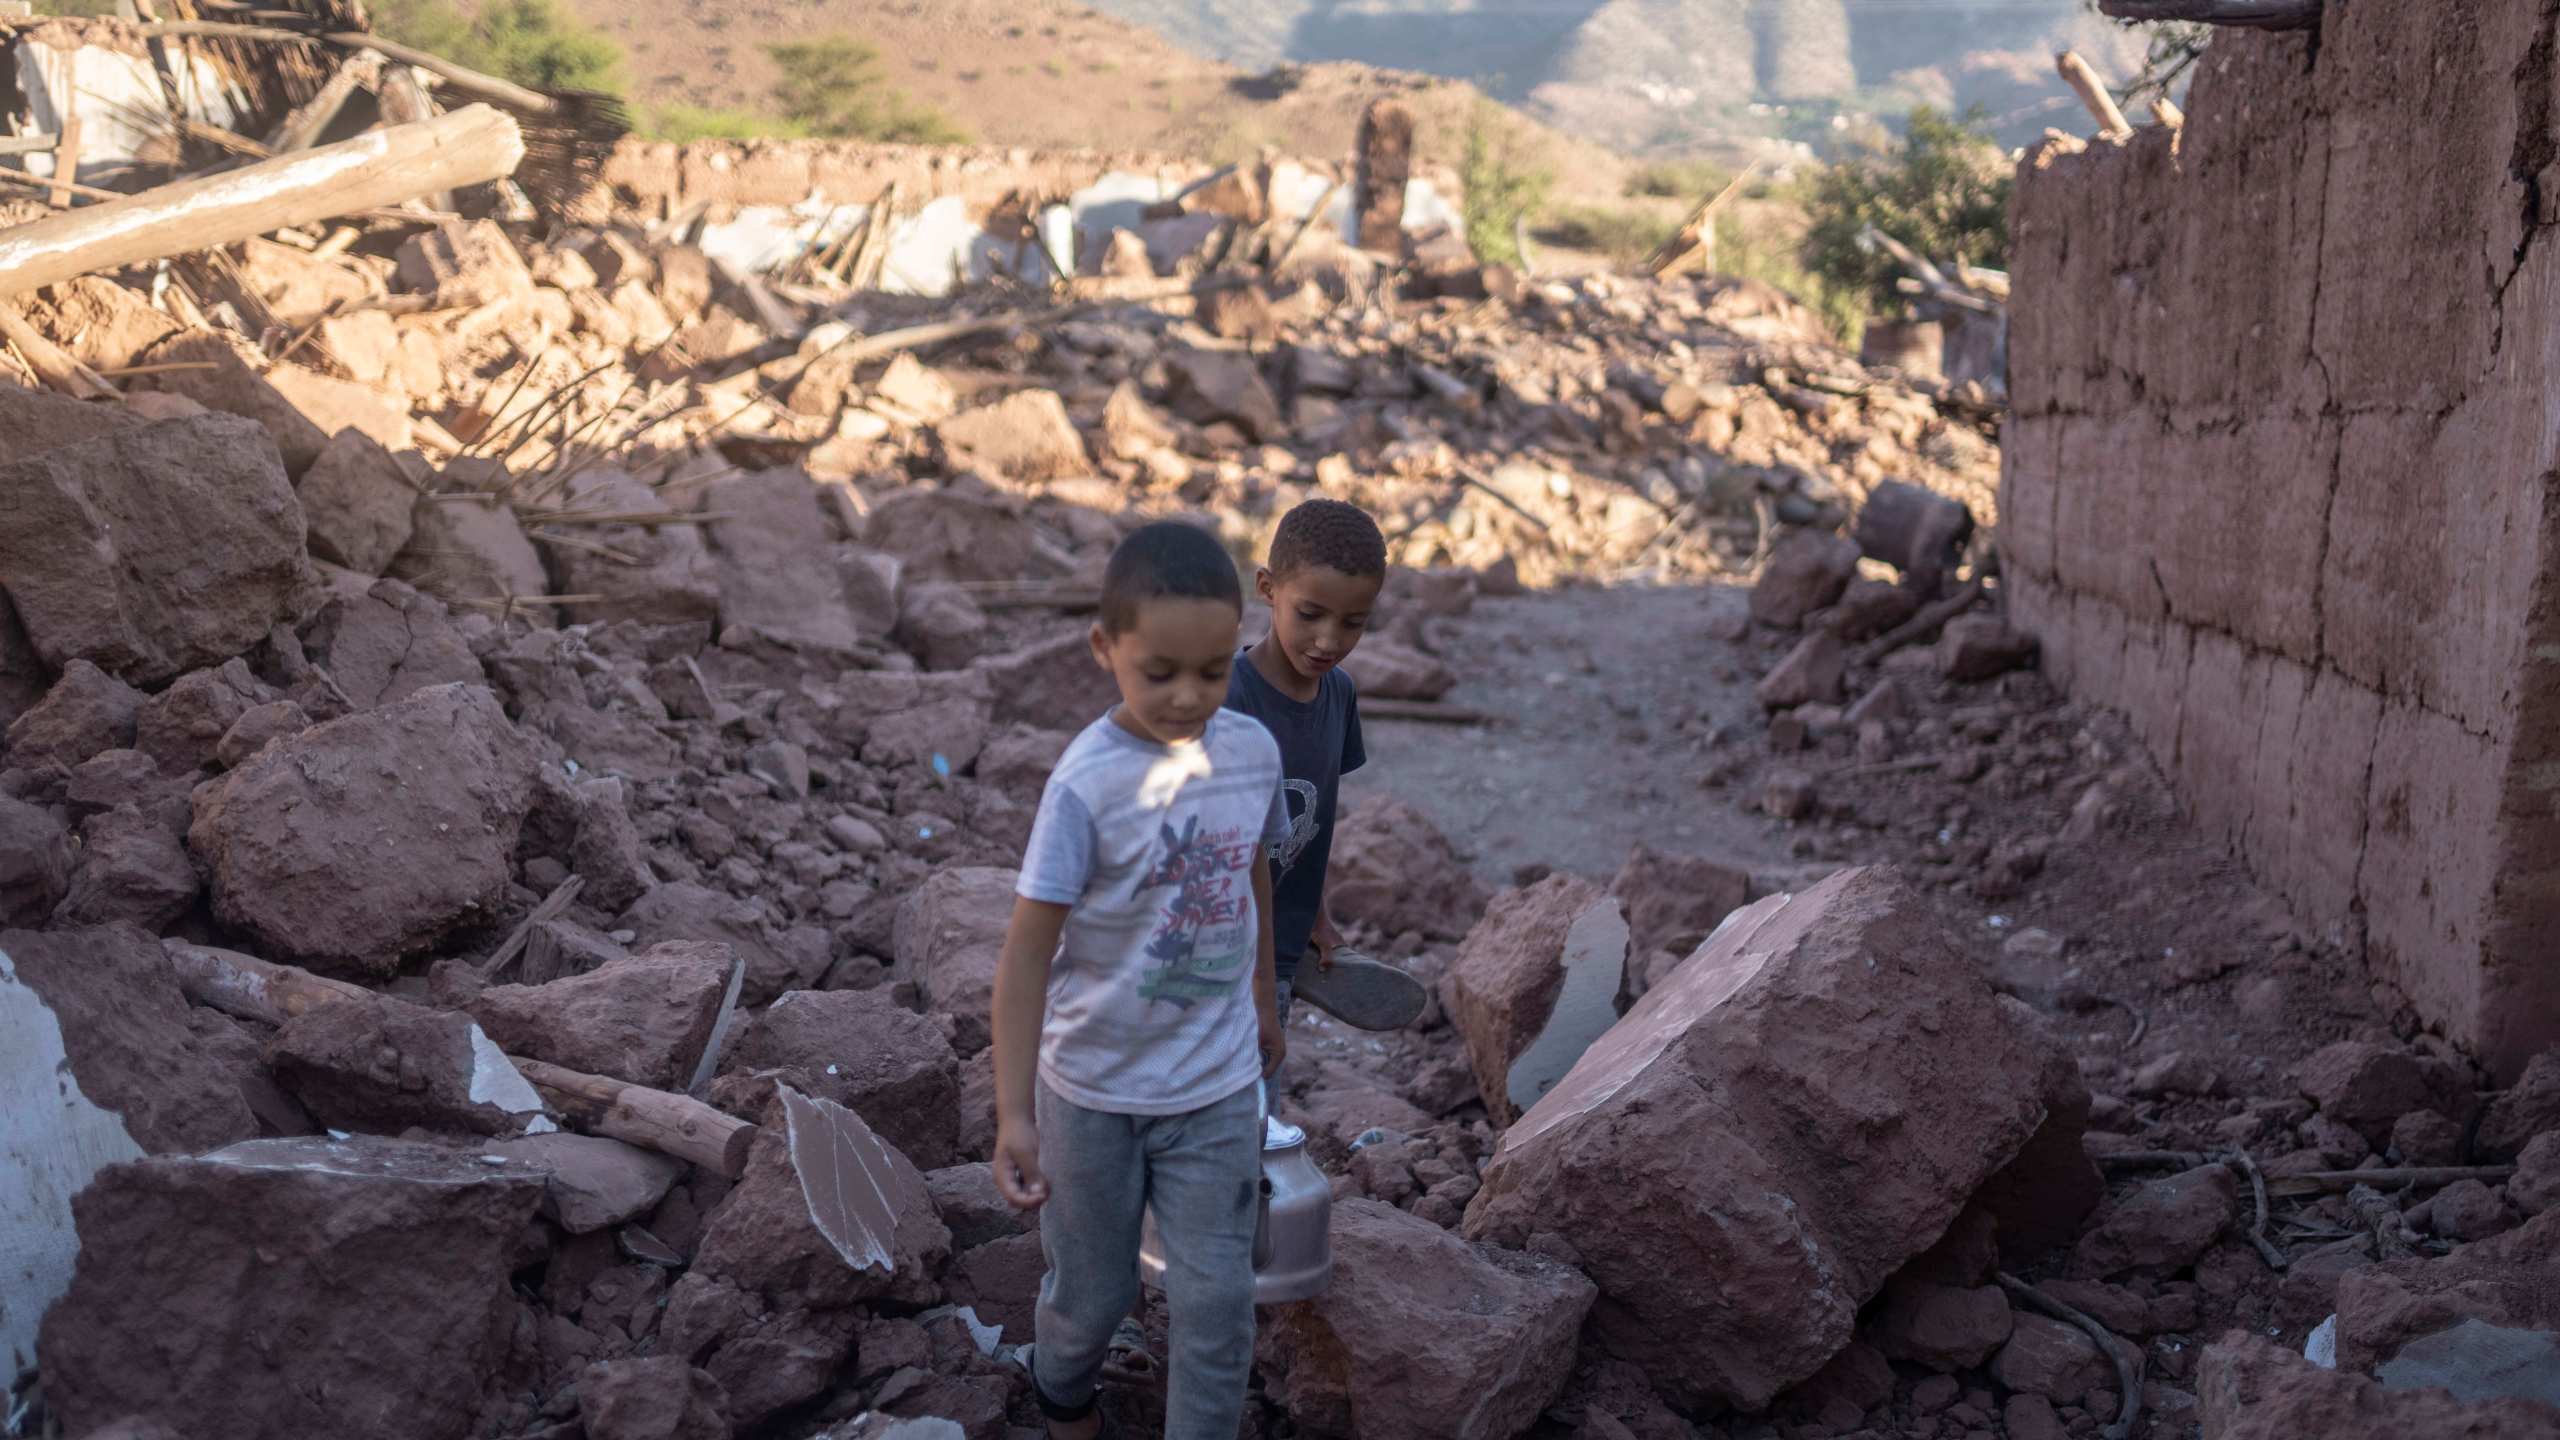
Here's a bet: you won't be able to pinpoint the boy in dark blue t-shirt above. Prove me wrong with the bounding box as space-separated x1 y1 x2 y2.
1223 498 1386 1022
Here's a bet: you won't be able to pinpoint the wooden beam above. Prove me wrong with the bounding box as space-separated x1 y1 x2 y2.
0 104 522 300
2097 0 2321 28
2055 51 2133 140
0 304 116 399
44 111 80 209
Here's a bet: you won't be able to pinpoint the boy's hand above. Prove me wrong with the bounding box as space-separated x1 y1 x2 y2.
993 1118 1048 1210
1259 1008 1288 1078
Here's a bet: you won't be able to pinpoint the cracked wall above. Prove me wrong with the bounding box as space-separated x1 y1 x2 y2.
2001 4 2560 1080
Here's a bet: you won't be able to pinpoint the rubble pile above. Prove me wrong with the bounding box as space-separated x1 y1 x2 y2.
0 18 2554 1440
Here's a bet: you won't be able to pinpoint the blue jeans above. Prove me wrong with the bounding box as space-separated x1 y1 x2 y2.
1031 1079 1261 1439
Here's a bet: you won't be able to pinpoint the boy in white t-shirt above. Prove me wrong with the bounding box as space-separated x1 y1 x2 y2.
989 521 1287 1440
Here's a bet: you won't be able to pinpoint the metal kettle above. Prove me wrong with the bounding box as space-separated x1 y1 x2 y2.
1137 1081 1333 1304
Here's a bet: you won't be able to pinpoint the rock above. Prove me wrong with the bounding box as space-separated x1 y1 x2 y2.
61 749 171 818
2004 1393 2069 1440
398 218 537 311
1 923 259 1153
297 428 417 575
1462 867 2074 1409
545 470 722 628
745 738 811 800
938 389 1090 483
0 414 312 686
1852 480 1974 589
1444 875 1628 1124
265 992 549 1136
724 989 962 1169
2430 1178 2521 1239
2199 1331 2560 1439
926 1163 1036 1250
0 797 72 924
578 1356 732 1440
1749 531 1861 628
1761 768 1817 819
469 941 734 1091
1099 228 1155 279
944 1230 1045 1337
135 660 271 775
298 578 487 710
1340 638 1456 701
2132 1050 2228 1098
1201 282 1280 343
619 883 818 1006
263 361 421 456
1789 1339 1894 1426
487 1133 687 1235
35 276 181 373
1935 615 2038 681
36 1136 546 1440
0 591 48 734
2513 1133 2560 1215
55 806 198 930
973 630 1115 732
1101 379 1180 459
1164 346 1284 440
704 469 871 654
1328 798 1488 941
1756 629 1847 710
2296 1040 2468 1147
2075 1164 2237 1276
1256 1198 1595 1440
1990 1313 2118 1404
127 331 329 474
1827 576 1925 641
1868 1280 2014 1371
2 381 138 459
1609 846 1751 973
7 660 145 770
872 353 957 423
391 492 551 615
894 582 989 671
561 776 657 915
893 868 1016 1055
865 487 1043 586
189 683 539 976
2392 1109 2466 1167
2480 1050 2560 1159
2332 1208 2560 1397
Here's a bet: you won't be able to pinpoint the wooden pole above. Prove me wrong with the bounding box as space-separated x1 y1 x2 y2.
2056 51 2133 140
2097 0 2320 28
0 104 521 300
267 49 384 153
164 940 383 1025
46 111 80 210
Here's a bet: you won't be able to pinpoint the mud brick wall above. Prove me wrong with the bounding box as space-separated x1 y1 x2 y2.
2001 6 2560 1080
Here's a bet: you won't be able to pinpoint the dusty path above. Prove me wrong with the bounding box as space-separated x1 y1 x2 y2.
1344 581 1790 888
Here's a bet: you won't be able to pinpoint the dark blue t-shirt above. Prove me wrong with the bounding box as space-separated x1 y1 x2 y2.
1224 650 1365 976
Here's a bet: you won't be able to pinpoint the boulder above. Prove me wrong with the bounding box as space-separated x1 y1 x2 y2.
298 578 487 710
1868 1279 2014 1371
2199 1332 2560 1440
704 469 872 653
1257 1199 1595 1440
55 805 198 930
974 631 1115 732
2480 1050 2560 1159
1749 531 1860 629
937 389 1091 483
1 379 138 458
469 941 735 1091
2514 1133 2560 1215
544 470 722 628
190 683 539 975
391 492 551 615
865 487 1044 586
37 1136 546 1440
1 923 260 1153
926 1162 1037 1250
1443 875 1629 1124
893 868 1015 1055
135 660 272 774
297 428 418 575
487 1133 688 1235
0 797 73 924
1327 798 1487 941
1340 638 1456 702
7 660 144 770
2074 1163 2237 1276
127 331 330 474
723 989 962 1169
579 1356 732 1440
2297 1040 2471 1147
263 991 547 1138
1164 346 1284 440
1462 867 2076 1409
0 414 312 686
619 884 820 1006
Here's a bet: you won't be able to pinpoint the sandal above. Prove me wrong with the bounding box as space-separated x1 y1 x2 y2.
1100 1316 1156 1385
1021 1345 1122 1439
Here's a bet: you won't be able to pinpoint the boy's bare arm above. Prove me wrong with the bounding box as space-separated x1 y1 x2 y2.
990 896 1070 1209
1252 852 1285 1077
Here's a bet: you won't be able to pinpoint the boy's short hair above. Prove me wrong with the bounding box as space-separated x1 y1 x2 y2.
1098 521 1243 634
1267 498 1386 581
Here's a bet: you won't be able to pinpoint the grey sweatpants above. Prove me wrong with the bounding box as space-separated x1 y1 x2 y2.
1032 1078 1261 1439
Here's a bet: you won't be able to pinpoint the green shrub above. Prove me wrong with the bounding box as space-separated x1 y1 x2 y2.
1715 212 1866 347
372 0 625 95
1535 205 1675 265
30 1 122 15
1623 158 1729 201
1459 104 1551 268
1799 105 2010 315
643 103 806 142
768 36 968 143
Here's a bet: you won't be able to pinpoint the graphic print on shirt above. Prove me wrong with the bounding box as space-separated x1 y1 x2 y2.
1137 814 1257 1006
1269 779 1320 876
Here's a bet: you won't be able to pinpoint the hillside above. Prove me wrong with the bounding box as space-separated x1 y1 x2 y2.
559 0 1634 202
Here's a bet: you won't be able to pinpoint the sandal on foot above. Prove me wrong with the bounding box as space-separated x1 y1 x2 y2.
1292 950 1428 1031
1099 1316 1156 1385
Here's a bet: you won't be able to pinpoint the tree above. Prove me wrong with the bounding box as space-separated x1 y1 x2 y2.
1459 103 1551 268
765 37 966 144
1800 106 2012 314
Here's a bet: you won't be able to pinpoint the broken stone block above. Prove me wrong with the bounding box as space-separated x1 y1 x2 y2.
469 940 735 1091
1989 1312 2117 1404
2431 1178 2522 1239
1749 531 1861 629
56 806 198 930
2332 1207 2560 1382
128 331 331 474
1609 844 1750 978
266 991 549 1137
398 218 538 311
2 922 259 1153
619 883 818 1006
2392 1109 2466 1167
724 989 962 1170
1341 637 1457 702
578 1356 732 1440
894 581 989 672
1827 576 1925 641
1852 480 1974 591
234 236 375 326
893 867 1014 1055
298 428 418 575
1869 1279 2015 1371
1328 797 1488 942
0 798 72 925
36 1136 546 1440
2198 1331 2560 1439
1463 867 2078 1410
392 492 552 614
2296 1039 2470 1147
1257 1198 1595 1440
7 660 144 770
1935 615 2038 681
1102 378 1180 460
873 353 957 423
1099 228 1154 279
487 1133 687 1235
1164 346 1283 441
0 414 313 686
944 1229 1045 1337
189 682 540 976
703 469 870 655
1445 874 1628 1125
1201 282 1281 343
543 470 722 628
937 389 1091 483
2075 1163 2237 1275
2480 1049 2560 1159
267 364 415 454
2 376 139 458
135 659 272 774
973 631 1113 732
61 749 170 819
865 487 1044 586
298 577 487 710
1756 629 1847 710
